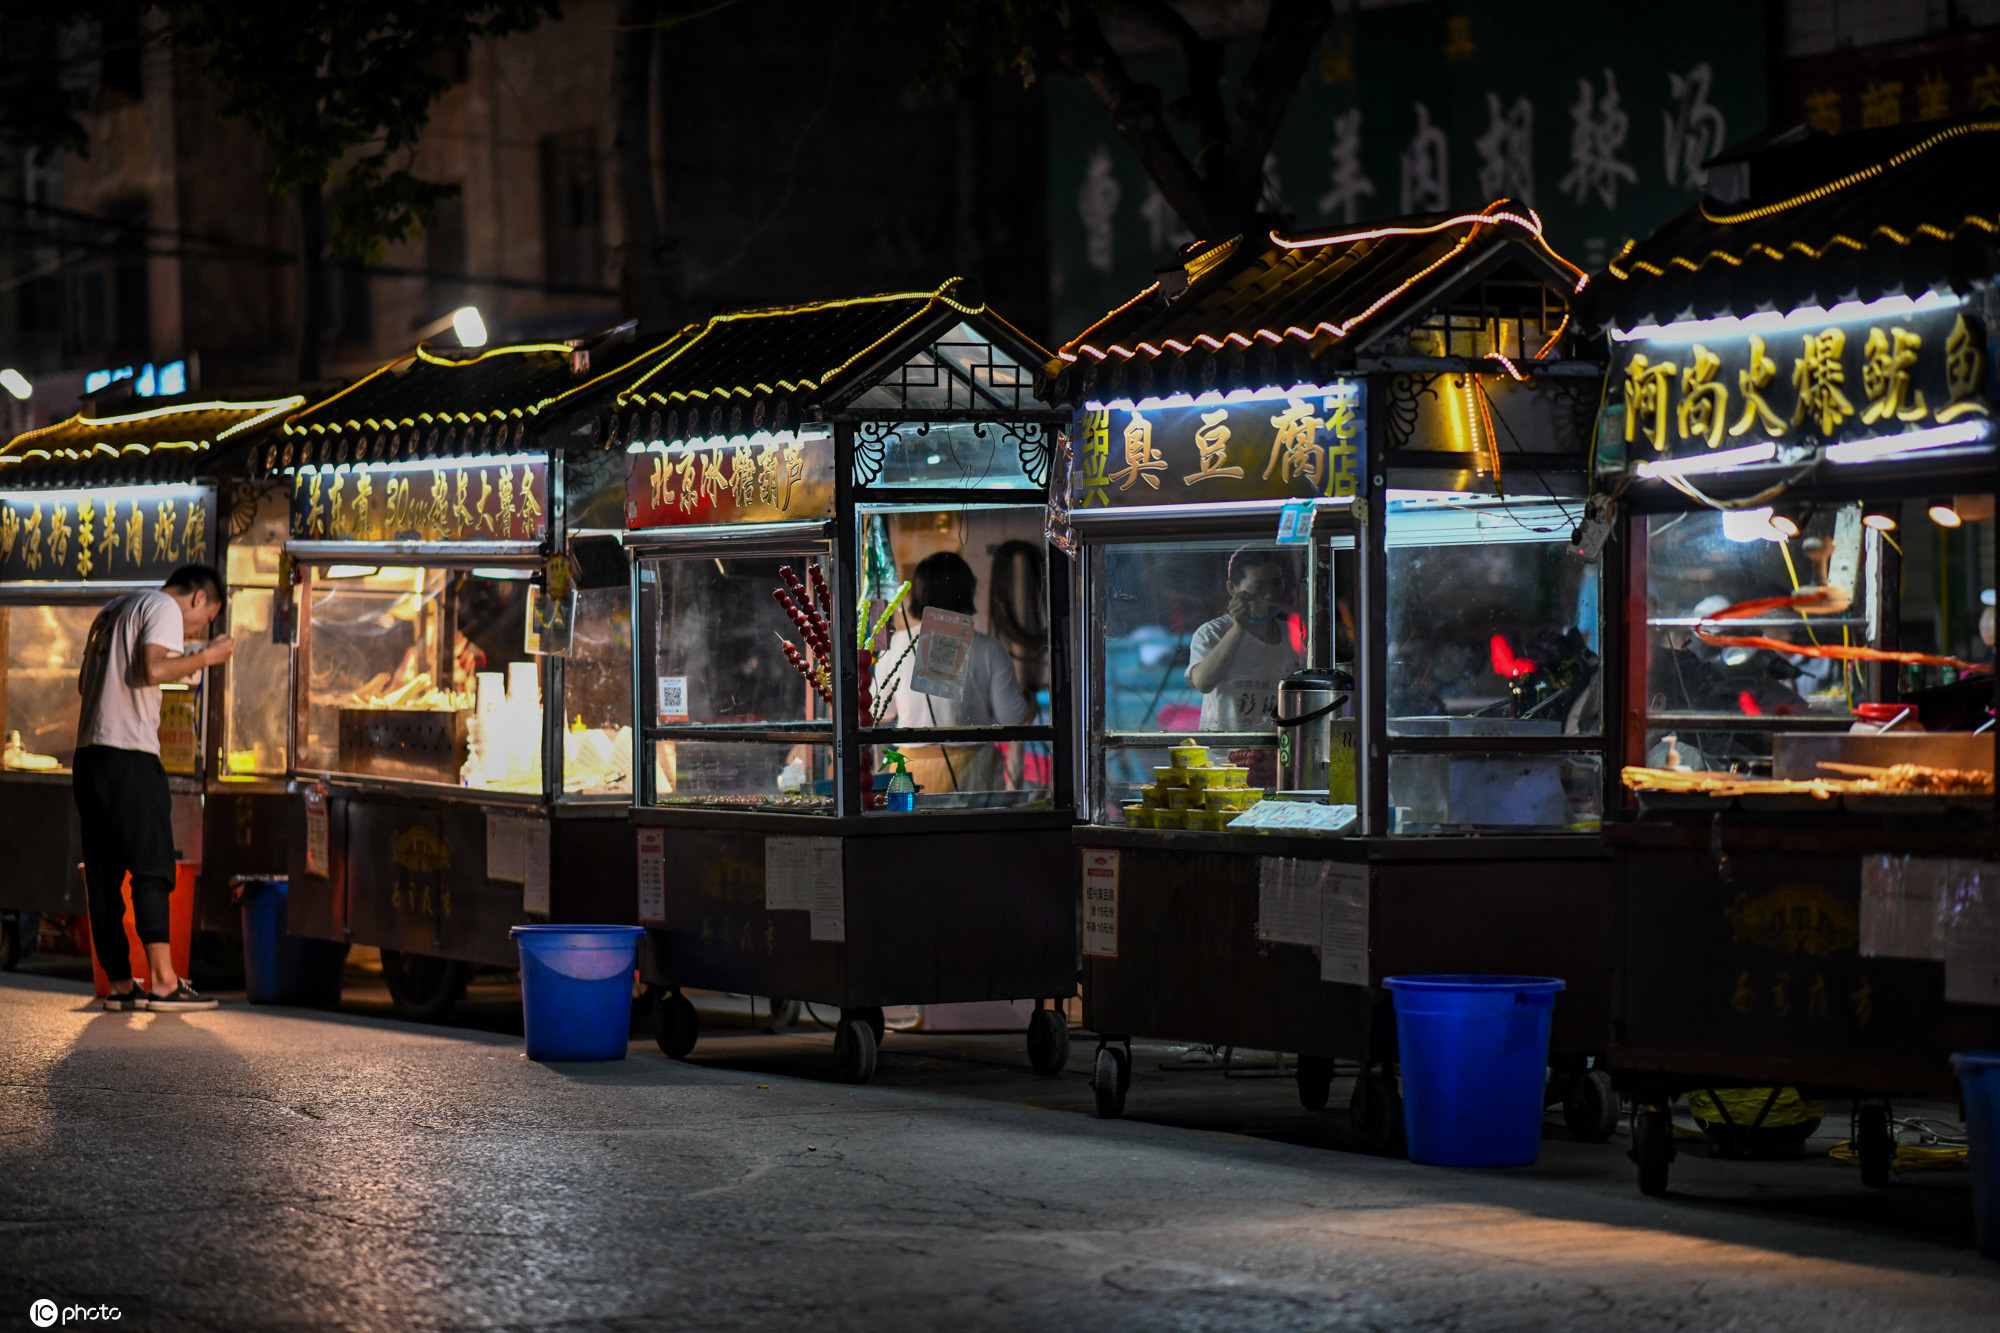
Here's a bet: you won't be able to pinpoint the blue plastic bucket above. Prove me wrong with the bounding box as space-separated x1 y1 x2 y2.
239 878 349 1007
511 925 645 1061
1951 1051 2000 1259
1384 974 1566 1167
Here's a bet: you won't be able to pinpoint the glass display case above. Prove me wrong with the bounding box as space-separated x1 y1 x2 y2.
636 503 1054 815
1630 495 1994 803
2 604 96 772
298 565 602 795
1384 496 1605 833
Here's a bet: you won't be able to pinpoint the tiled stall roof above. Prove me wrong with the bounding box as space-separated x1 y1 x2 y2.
1 397 300 488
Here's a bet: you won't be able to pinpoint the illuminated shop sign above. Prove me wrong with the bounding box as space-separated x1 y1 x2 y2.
1067 383 1364 510
288 457 549 543
0 484 215 582
623 430 836 529
84 360 189 398
1614 294 1993 474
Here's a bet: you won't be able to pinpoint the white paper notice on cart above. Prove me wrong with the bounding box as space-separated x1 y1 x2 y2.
637 828 666 923
1320 863 1369 986
1082 848 1120 958
303 785 329 878
909 607 973 701
1257 857 1322 946
809 838 845 942
522 821 551 915
765 836 813 911
486 812 529 883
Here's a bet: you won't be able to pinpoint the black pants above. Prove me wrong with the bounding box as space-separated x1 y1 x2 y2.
73 745 176 983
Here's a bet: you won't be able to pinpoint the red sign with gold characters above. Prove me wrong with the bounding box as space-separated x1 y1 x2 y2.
623 432 836 529
288 459 548 542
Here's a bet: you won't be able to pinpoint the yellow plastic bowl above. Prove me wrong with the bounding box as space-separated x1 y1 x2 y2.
1206 787 1263 811
1211 765 1249 788
1168 740 1211 770
1152 809 1185 830
1123 804 1153 829
1153 766 1188 788
1166 787 1197 810
1139 785 1165 808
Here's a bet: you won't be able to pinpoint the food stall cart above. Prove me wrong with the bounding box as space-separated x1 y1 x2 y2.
262 335 649 1019
602 280 1076 1082
1043 202 1621 1148
1588 116 2000 1194
0 395 301 969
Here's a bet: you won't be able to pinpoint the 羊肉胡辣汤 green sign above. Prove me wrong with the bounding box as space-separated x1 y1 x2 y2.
1067 386 1363 510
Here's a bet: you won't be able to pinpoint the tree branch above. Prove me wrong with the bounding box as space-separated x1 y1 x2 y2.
1228 0 1334 203
1106 0 1227 176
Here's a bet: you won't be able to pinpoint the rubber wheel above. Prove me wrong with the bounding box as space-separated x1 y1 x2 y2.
1092 1046 1129 1119
1026 1007 1070 1075
835 1016 878 1083
0 913 27 971
1349 1072 1405 1156
1632 1108 1676 1197
842 1005 886 1048
1296 1055 1334 1112
765 999 802 1031
1857 1103 1894 1189
1564 1069 1621 1143
654 990 699 1059
379 949 472 1021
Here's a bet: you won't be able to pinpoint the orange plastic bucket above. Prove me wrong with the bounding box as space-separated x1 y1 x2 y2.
88 863 198 998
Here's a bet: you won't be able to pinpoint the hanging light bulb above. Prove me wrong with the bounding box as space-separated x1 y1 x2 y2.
1929 501 1963 528
1862 512 1897 532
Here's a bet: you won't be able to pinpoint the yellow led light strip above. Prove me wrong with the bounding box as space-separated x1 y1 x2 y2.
286 343 570 434
1055 201 1585 366
1700 120 2000 226
1607 212 2000 282
5 396 303 455
412 342 574 367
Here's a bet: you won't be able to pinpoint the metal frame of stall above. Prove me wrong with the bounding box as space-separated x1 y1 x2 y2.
603 281 1078 1082
1046 203 1624 1149
1589 116 2000 1195
261 335 648 1019
0 394 301 971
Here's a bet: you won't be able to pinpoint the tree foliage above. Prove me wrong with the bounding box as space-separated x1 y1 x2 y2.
908 0 1333 239
159 1 560 262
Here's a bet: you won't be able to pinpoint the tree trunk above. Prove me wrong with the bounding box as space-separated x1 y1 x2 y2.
295 181 326 384
613 0 671 324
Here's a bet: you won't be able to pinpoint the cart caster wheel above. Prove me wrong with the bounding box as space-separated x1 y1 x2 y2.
0 912 30 971
842 1005 886 1048
1350 1071 1405 1156
1632 1107 1676 1197
764 998 802 1031
379 950 472 1022
1857 1103 1894 1189
1026 1007 1070 1075
1564 1069 1621 1143
835 1016 878 1083
654 990 699 1060
1092 1046 1129 1119
1296 1055 1334 1112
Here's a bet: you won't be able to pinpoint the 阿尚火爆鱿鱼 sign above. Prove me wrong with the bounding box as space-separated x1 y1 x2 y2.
1068 385 1364 510
1615 298 1993 469
288 458 548 543
0 485 215 582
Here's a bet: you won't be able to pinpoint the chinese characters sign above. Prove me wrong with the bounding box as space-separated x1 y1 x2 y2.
1616 302 1993 464
0 485 214 583
288 460 549 542
1068 386 1364 510
623 432 835 529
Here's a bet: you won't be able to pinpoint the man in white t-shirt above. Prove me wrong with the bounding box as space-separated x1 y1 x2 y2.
1185 547 1304 732
73 565 235 1012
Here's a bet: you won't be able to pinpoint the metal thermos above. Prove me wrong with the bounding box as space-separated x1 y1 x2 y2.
1275 667 1355 798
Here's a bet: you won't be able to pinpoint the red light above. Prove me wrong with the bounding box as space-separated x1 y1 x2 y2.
1738 690 1764 716
1489 634 1538 679
1288 613 1306 655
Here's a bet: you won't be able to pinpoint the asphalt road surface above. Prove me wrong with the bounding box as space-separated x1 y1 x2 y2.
3 969 1996 1332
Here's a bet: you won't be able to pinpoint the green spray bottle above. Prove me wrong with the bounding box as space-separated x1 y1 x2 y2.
881 747 916 811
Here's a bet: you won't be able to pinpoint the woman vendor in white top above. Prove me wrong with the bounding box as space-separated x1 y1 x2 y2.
1185 547 1304 738
874 551 1032 798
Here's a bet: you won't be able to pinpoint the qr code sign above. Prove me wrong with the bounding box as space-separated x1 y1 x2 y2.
657 676 689 723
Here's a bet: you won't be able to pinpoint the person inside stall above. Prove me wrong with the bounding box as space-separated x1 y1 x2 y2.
876 551 1031 800
1185 548 1304 787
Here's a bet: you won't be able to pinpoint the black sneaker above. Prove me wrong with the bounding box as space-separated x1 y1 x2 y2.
146 980 218 1012
101 985 148 1012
